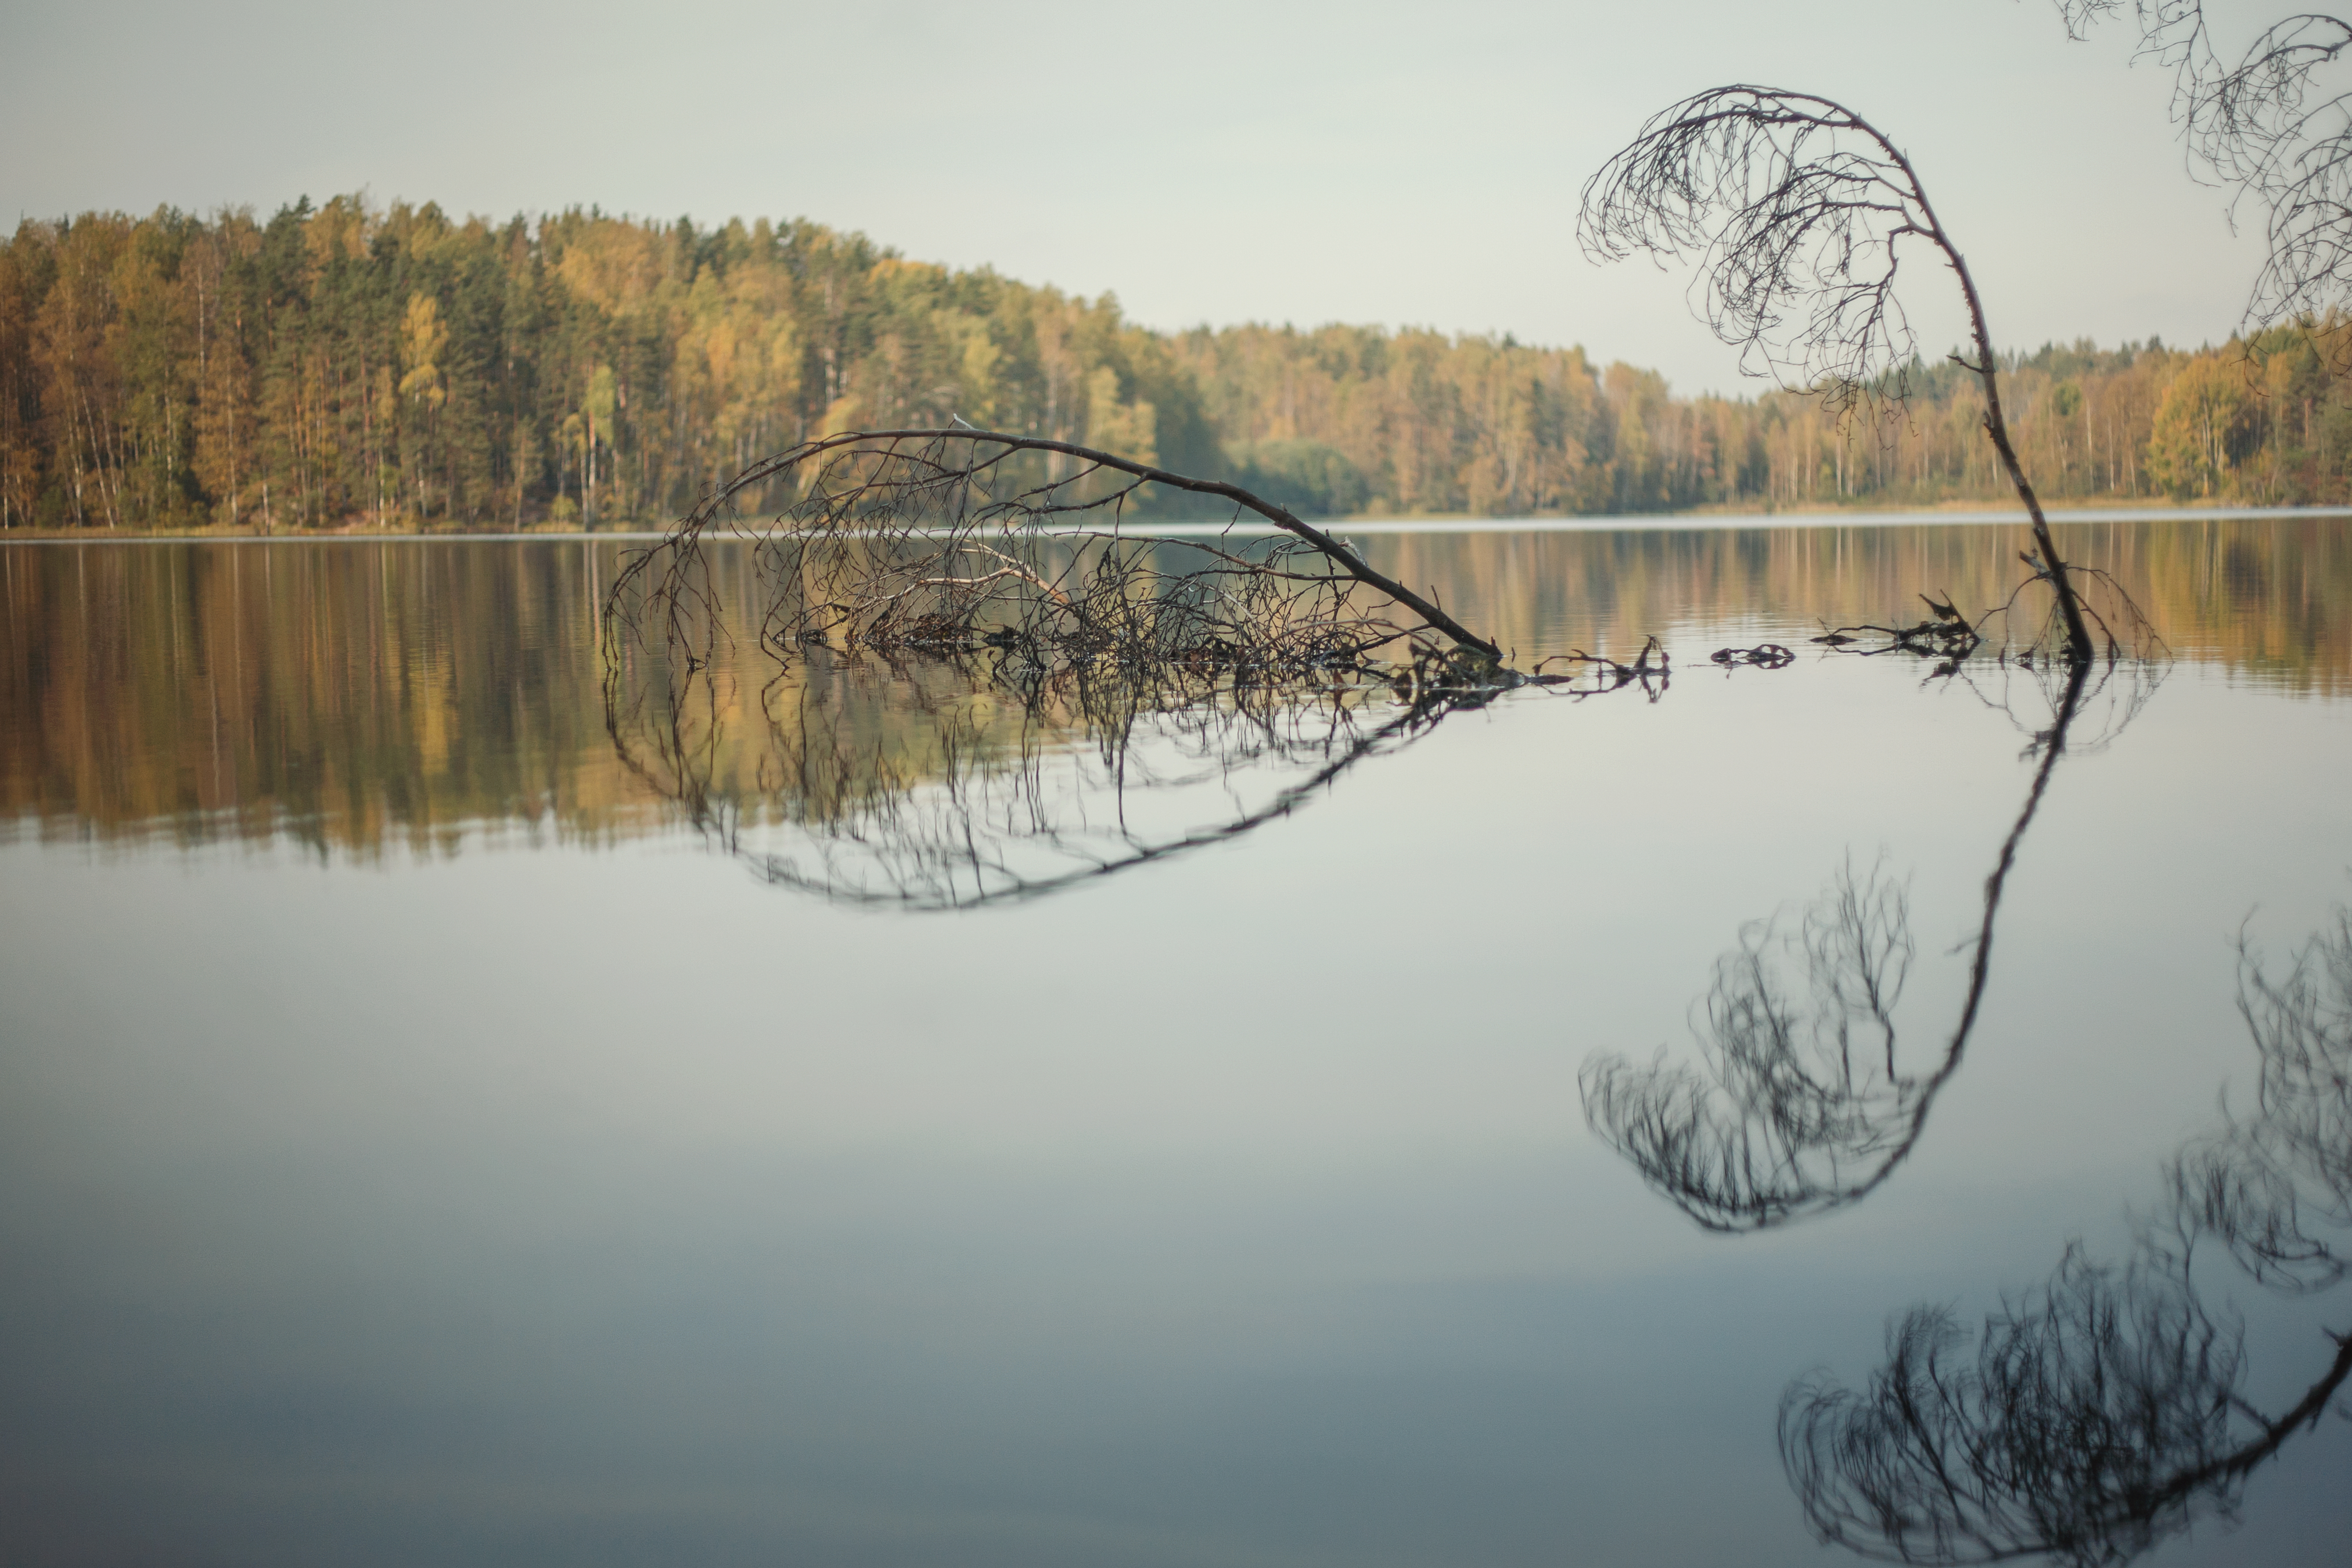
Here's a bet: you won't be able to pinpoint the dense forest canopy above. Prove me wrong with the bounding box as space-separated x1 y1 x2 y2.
1 196 2345 531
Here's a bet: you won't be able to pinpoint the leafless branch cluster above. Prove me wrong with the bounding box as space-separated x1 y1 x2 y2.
602 648 1420 910
594 429 1692 904
1580 88 2098 663
1814 566 2168 685
1781 1249 2260 1566
602 428 1501 686
2171 909 2352 1293
1578 87 1937 418
1980 560 2168 666
1780 908 2352 1565
1962 650 2167 768
2060 1 2352 332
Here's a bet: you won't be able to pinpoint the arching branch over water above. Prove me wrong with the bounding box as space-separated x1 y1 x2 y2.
603 427 1502 674
596 429 1678 908
1580 87 2095 663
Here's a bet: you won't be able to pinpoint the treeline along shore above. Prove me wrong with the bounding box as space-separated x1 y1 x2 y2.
3 196 2350 532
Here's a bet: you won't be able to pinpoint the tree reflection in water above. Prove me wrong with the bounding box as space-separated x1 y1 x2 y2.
603 638 1666 910
1782 909 2352 1566
1580 653 2159 1231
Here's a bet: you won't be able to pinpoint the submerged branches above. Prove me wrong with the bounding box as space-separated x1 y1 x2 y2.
1580 87 2095 663
602 427 1501 679
1531 635 1675 698
595 430 1686 907
1812 593 1985 665
1709 642 1797 670
1808 560 2169 727
1781 907 2352 1566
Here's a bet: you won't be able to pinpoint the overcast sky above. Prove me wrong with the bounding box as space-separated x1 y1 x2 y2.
0 0 2300 394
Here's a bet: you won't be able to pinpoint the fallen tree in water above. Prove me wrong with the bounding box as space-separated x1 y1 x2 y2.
595 428 1689 905
598 427 2157 911
602 427 1508 679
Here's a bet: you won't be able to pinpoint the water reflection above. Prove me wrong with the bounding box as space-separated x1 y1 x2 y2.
603 648 1494 909
1 522 2348 1567
0 517 2339 851
1783 909 2352 1566
1579 653 2161 1229
0 538 636 853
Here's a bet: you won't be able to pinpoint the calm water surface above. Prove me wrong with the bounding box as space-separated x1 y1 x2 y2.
2 517 2349 1566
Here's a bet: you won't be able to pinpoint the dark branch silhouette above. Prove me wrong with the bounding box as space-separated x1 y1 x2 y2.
596 429 1679 907
1580 858 1922 1232
1781 909 2352 1565
2171 907 2352 1293
2059 1 2352 336
1814 566 2167 675
606 655 1441 909
1580 87 2096 663
603 427 1502 677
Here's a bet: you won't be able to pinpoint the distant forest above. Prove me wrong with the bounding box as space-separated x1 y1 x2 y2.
2 197 2345 530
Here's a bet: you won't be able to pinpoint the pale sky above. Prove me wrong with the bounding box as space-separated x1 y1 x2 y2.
0 0 2303 394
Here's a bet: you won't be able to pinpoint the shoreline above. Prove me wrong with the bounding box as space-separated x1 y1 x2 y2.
4 504 2350 545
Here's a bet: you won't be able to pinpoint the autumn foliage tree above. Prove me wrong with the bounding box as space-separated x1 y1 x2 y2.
6 197 2352 531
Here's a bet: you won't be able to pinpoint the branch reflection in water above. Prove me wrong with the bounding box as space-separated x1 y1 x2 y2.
595 433 1691 908
1782 909 2352 1566
602 629 1667 911
1580 647 2164 1231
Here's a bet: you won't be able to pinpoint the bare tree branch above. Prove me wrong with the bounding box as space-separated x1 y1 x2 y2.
2057 1 2352 335
602 428 1501 674
1580 86 2097 663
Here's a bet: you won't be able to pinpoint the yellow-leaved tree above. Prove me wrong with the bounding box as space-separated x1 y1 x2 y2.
398 292 446 519
2147 355 2253 499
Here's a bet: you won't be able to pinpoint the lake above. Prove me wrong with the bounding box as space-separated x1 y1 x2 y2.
3 516 2349 1567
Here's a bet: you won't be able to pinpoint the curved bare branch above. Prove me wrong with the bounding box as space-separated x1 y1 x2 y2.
2059 1 2352 332
603 428 1501 670
1580 86 2096 662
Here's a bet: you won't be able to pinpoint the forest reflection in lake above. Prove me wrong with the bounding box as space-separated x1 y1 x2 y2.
3 513 2347 857
1 516 2349 1568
